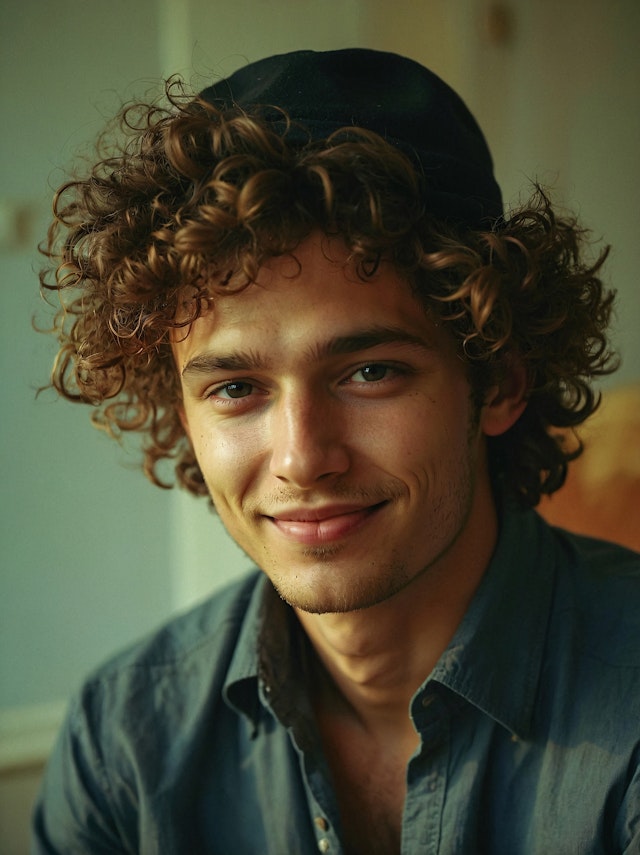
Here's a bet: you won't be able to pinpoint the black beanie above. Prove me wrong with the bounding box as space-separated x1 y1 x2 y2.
199 48 502 229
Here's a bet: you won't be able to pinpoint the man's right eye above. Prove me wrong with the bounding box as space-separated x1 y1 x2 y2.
210 381 253 399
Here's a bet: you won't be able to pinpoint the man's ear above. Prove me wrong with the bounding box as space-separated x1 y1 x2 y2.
480 356 528 437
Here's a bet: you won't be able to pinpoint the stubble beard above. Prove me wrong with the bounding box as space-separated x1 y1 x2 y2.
269 546 415 615
213 405 482 616
265 431 480 616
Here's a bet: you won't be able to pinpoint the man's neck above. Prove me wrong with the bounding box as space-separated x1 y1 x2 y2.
294 490 499 734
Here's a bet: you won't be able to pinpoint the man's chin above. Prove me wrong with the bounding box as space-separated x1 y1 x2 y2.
270 566 413 616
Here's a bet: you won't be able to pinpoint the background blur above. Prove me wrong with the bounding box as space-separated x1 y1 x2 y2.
1 1 639 851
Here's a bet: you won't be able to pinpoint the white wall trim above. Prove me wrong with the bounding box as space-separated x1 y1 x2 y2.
169 490 252 612
0 701 67 774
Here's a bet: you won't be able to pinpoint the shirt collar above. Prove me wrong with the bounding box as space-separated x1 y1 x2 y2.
222 573 268 726
427 505 557 739
223 573 311 729
223 506 558 740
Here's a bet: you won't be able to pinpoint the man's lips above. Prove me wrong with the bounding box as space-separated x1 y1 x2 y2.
266 502 387 545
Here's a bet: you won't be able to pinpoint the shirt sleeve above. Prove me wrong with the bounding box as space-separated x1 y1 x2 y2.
31 693 130 855
617 760 640 854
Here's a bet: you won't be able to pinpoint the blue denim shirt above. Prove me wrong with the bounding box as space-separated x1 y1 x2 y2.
32 508 640 854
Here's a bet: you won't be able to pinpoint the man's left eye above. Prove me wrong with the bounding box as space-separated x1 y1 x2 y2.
352 364 389 382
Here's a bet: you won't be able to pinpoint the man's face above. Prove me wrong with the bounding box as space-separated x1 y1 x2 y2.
174 233 499 614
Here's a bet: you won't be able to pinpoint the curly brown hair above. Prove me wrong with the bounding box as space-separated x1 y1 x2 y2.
40 80 617 507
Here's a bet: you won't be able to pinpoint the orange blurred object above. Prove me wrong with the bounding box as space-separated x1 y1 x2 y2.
537 384 640 552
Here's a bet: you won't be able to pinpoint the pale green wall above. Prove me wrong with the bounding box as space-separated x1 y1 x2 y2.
467 0 640 388
2 0 639 716
0 0 174 709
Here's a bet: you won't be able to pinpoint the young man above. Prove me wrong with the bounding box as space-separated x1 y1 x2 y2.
33 49 640 854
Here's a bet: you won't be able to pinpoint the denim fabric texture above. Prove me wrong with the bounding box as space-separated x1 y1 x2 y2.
32 508 640 854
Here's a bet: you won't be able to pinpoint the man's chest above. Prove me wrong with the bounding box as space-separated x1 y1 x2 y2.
318 716 420 855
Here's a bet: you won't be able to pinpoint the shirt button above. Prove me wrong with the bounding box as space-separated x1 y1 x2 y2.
318 838 331 852
421 695 434 708
314 816 329 831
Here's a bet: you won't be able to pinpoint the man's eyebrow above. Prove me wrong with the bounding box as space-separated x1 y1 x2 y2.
181 350 267 379
304 326 434 361
181 326 433 379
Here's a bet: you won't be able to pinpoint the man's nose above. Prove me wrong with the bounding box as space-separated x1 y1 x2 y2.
268 391 350 488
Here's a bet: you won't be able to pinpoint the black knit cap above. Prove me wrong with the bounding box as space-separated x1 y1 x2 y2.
199 48 503 229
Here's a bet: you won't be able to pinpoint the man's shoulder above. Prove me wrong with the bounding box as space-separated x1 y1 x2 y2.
80 569 263 700
549 526 640 665
553 526 640 594
38 571 268 848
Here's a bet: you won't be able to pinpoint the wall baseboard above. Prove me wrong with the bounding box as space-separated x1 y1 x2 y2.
0 701 67 775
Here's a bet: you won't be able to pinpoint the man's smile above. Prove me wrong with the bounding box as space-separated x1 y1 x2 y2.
266 502 388 545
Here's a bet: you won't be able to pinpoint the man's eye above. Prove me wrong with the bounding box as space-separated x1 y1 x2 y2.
211 381 253 399
352 364 390 382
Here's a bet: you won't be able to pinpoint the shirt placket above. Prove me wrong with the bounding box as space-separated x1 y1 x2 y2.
287 724 344 855
402 687 450 854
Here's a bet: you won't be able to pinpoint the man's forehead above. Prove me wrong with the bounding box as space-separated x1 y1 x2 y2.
170 231 443 367
173 235 372 322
